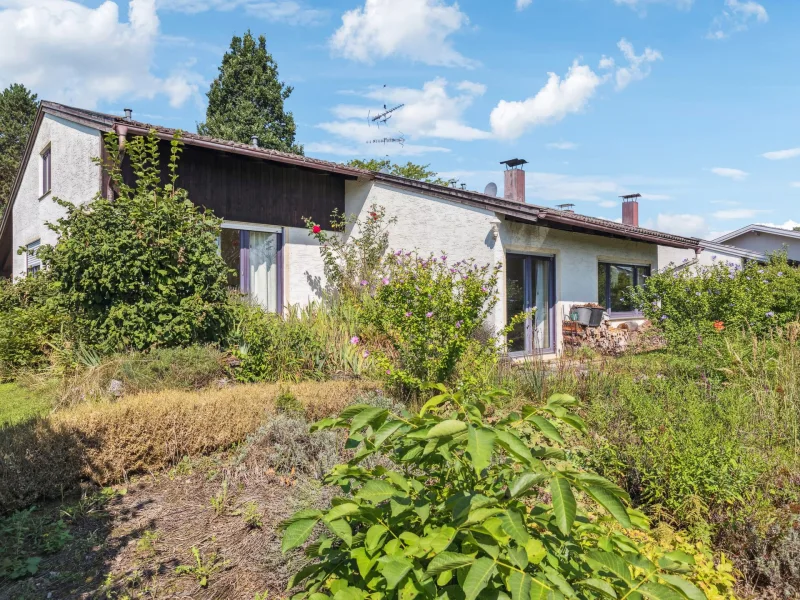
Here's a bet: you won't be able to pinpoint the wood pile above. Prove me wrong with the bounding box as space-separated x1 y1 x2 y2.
563 319 652 355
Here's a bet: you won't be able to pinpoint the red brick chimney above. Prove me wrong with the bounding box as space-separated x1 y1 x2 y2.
501 158 527 203
621 193 640 227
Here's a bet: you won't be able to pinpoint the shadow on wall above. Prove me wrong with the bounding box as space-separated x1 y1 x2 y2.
305 272 324 300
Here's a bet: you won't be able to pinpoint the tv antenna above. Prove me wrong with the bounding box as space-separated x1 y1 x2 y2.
367 134 406 147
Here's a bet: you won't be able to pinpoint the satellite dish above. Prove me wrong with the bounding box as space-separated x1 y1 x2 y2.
378 166 391 174
484 182 498 197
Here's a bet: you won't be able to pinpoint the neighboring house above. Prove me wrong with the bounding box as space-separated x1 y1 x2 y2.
711 224 800 262
658 240 768 272
0 101 701 356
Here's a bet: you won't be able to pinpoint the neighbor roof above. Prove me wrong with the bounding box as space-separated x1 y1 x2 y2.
0 101 701 268
712 224 800 244
698 240 768 262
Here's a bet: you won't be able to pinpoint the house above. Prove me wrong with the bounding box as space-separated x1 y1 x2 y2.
0 101 701 357
711 224 800 262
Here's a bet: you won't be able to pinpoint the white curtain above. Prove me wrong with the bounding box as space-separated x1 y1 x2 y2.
533 259 550 349
249 231 278 313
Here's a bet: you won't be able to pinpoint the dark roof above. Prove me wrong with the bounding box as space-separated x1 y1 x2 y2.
0 101 700 275
712 223 800 244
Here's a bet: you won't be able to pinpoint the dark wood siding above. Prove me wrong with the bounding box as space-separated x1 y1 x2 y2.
121 140 346 229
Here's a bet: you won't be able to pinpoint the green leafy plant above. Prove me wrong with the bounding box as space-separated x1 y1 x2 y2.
363 251 501 392
281 386 706 600
240 501 264 529
37 130 233 353
0 506 71 581
276 389 305 416
175 545 227 588
136 529 161 556
345 159 450 186
210 480 232 516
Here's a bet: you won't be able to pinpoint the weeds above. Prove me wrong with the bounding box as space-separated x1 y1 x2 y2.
0 506 71 580
175 545 227 588
136 529 160 556
239 501 263 529
209 480 232 516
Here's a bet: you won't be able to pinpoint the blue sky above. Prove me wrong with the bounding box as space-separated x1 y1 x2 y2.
1 0 797 238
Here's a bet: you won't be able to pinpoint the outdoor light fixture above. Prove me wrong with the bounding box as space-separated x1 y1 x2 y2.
490 218 501 240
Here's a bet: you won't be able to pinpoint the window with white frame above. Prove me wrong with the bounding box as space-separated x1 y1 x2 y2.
219 224 282 312
41 146 52 196
26 240 42 275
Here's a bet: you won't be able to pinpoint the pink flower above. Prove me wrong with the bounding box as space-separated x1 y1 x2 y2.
426 312 434 318
455 320 462 328
386 369 392 375
481 286 488 293
362 350 370 358
405 311 412 317
360 280 368 286
350 336 360 345
395 250 402 256
382 277 390 285
312 225 321 234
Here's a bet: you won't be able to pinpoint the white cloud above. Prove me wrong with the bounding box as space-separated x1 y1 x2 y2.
756 220 800 231
647 213 710 238
329 0 474 67
321 78 490 144
0 0 201 109
791 182 800 188
708 0 768 40
490 38 662 139
711 167 748 180
599 200 619 208
712 208 769 219
490 62 604 139
547 142 578 150
157 0 326 22
615 38 662 90
516 0 533 10
762 147 800 160
614 0 693 11
599 56 615 70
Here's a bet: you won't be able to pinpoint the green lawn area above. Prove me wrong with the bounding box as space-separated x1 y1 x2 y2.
0 382 52 427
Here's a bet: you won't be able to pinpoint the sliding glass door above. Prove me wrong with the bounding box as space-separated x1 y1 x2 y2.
505 253 554 354
220 227 282 313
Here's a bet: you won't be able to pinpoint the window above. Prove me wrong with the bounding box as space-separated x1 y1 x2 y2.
598 262 650 313
220 226 282 312
26 240 42 275
506 253 554 354
41 146 51 196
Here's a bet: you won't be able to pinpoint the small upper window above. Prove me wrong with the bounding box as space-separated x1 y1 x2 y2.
41 146 51 196
598 262 651 313
26 240 42 276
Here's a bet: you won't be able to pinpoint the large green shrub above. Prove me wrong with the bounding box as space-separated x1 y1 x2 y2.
0 274 62 376
38 132 232 352
281 387 708 600
631 254 800 345
364 252 500 392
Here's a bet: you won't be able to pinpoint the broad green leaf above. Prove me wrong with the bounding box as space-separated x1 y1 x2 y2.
462 557 497 600
464 507 504 525
549 477 577 535
663 551 695 566
508 472 548 498
546 393 577 408
282 518 318 553
528 416 564 444
350 407 388 432
544 568 576 597
325 519 353 546
506 571 532 600
351 547 378 579
419 393 451 416
558 413 587 434
586 551 632 584
529 577 554 600
426 552 476 575
500 510 530 546
508 546 528 569
639 581 686 600
324 502 360 522
373 420 405 448
658 574 707 600
286 562 322 589
366 524 389 554
380 556 414 589
339 404 373 421
466 426 495 475
356 480 399 504
333 586 366 600
524 538 546 565
437 570 454 586
577 578 618 599
586 486 632 529
427 420 468 438
425 526 456 554
495 430 534 465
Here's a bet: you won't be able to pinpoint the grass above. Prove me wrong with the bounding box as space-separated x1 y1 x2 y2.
0 382 51 427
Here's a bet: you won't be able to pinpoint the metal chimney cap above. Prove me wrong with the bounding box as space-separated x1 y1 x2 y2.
620 193 641 202
123 108 132 120
500 158 528 170
251 135 259 147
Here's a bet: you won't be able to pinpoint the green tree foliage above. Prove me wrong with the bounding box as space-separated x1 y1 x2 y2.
0 84 38 212
38 131 233 352
282 388 706 600
347 159 449 186
198 31 302 155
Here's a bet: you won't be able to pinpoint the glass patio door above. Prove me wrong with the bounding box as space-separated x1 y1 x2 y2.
506 253 554 354
220 227 281 312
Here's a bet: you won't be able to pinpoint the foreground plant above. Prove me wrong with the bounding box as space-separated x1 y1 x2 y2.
281 387 707 600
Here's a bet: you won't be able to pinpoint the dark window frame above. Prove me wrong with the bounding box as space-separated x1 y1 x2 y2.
219 226 284 313
598 262 651 316
26 240 42 276
506 252 557 356
41 146 52 197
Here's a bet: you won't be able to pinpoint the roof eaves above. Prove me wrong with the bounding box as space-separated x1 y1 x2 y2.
713 223 800 243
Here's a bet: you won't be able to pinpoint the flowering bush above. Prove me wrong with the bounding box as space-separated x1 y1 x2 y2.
304 204 396 302
631 254 800 345
363 251 500 392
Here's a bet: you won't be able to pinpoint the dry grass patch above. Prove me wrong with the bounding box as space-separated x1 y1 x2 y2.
0 380 378 514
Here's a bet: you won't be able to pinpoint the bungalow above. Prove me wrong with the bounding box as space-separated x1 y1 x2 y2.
0 101 701 356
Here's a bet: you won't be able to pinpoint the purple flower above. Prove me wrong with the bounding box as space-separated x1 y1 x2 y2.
455 320 463 328
386 369 392 375
441 255 447 261
450 268 456 274
394 250 402 256
360 279 368 286
683 258 689 263
766 311 775 318
778 272 784 277
711 255 717 260
350 336 360 345
362 350 370 358
660 315 668 321
382 277 390 285
728 274 735 279
405 311 412 317
426 312 434 318
481 286 488 293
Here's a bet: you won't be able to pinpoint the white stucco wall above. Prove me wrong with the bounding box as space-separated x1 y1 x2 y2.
12 115 102 277
722 231 800 261
340 180 661 354
284 225 327 307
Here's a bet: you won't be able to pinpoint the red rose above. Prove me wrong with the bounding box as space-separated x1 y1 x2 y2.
312 225 321 234
370 212 378 220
